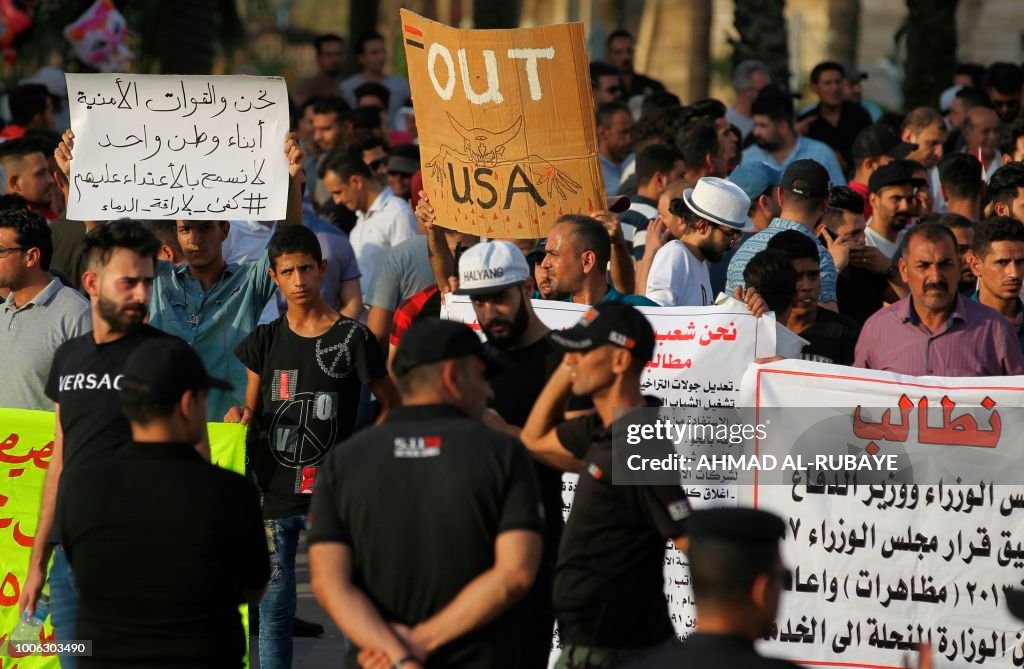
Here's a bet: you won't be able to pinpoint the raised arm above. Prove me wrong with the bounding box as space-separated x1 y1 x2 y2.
416 191 456 294
281 133 307 227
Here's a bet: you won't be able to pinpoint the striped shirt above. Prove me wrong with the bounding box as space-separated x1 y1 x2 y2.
725 217 838 303
854 294 1024 376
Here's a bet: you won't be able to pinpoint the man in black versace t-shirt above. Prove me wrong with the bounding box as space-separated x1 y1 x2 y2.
228 225 398 669
20 220 169 665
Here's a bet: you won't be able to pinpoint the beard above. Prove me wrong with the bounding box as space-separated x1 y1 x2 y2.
755 136 780 152
98 293 147 334
481 295 531 350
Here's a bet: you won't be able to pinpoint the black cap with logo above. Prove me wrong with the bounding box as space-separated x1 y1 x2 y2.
868 159 929 194
548 302 656 364
120 337 233 407
781 159 831 198
392 318 504 378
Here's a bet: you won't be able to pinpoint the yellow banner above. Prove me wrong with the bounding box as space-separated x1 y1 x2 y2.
0 411 248 668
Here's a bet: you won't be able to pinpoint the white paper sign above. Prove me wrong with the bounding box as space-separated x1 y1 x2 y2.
66 74 290 221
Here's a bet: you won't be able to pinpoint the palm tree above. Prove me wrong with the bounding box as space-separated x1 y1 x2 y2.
901 0 958 109
730 0 790 87
826 0 860 68
473 0 521 28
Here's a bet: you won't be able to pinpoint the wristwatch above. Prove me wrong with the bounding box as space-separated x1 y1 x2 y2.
392 655 417 668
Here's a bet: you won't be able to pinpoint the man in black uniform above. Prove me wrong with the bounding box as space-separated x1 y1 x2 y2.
308 318 544 669
58 337 269 669
452 239 574 667
19 220 168 665
520 303 691 668
622 508 799 669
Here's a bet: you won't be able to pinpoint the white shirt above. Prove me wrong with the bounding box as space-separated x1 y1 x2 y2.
223 220 274 264
349 188 419 298
645 240 712 307
864 222 906 259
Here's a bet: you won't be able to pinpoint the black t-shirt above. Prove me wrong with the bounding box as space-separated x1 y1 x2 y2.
235 315 386 519
45 325 171 476
837 266 889 325
553 406 691 648
798 308 861 365
59 442 268 669
307 404 544 668
799 101 873 167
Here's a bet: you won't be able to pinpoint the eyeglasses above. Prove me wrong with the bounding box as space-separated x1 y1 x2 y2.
712 223 742 238
0 246 24 258
367 158 387 172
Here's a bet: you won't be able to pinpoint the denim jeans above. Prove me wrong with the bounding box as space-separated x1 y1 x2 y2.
49 546 79 669
258 514 305 669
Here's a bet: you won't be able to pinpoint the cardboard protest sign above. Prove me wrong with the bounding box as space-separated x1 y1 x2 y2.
400 10 605 238
0 413 250 667
65 74 290 221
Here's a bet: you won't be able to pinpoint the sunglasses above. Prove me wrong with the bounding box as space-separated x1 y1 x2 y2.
367 158 387 172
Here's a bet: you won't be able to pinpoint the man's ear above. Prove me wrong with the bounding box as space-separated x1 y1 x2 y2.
749 572 772 609
82 270 100 299
23 246 41 270
898 256 910 284
968 251 982 277
995 202 1010 217
319 259 328 276
610 348 633 374
579 249 597 274
268 266 281 287
6 172 18 193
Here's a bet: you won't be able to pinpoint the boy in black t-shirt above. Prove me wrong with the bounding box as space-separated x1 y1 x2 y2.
765 230 861 365
227 226 398 669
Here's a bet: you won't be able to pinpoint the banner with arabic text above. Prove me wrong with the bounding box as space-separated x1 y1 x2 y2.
740 361 1024 669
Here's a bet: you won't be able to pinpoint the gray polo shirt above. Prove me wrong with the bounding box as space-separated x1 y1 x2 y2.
0 277 91 410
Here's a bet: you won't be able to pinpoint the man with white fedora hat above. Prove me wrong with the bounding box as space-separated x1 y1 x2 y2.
645 177 753 306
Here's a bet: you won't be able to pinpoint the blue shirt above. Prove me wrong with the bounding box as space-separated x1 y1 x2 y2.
971 291 1024 351
599 153 632 198
149 255 277 421
725 217 838 303
742 135 847 187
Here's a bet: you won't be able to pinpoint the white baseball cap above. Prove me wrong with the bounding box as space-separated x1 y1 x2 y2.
453 241 530 296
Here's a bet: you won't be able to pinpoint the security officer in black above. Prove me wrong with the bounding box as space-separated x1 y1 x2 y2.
308 318 544 669
622 508 800 668
521 302 691 668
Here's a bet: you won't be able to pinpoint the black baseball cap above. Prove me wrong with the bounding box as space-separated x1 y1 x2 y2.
1008 589 1024 621
548 302 655 364
120 337 232 407
688 508 785 544
868 159 929 194
392 318 504 378
782 159 831 198
851 123 917 160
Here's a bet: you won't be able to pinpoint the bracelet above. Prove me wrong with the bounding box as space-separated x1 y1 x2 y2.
392 656 417 668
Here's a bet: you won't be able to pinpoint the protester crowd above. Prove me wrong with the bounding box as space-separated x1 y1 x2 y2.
4 22 1024 669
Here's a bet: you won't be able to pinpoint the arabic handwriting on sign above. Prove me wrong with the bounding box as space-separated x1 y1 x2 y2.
646 353 693 369
852 395 1001 447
